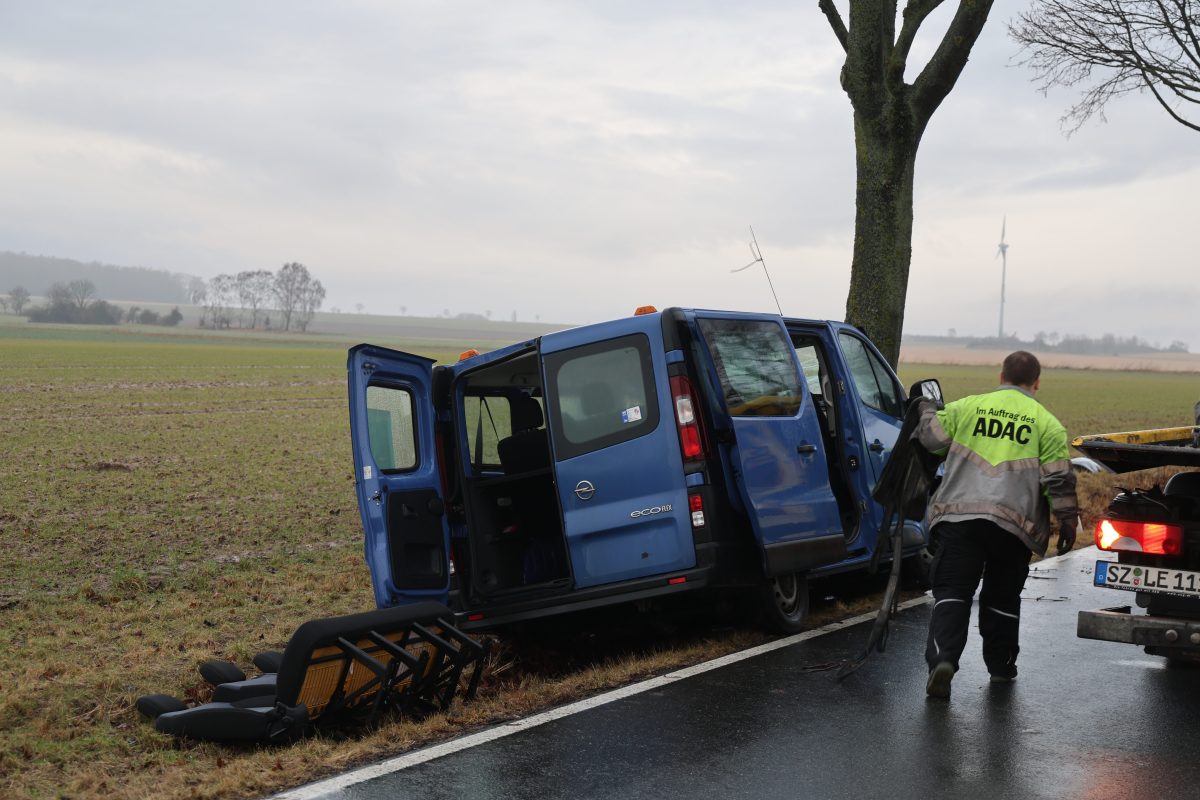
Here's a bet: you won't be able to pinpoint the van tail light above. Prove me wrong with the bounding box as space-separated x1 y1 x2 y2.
670 375 705 460
1095 518 1184 555
689 493 705 528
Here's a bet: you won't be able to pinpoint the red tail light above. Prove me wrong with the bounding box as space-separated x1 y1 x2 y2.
688 493 705 528
670 375 705 460
1095 518 1184 555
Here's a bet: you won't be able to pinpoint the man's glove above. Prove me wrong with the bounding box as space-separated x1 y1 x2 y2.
1056 515 1079 556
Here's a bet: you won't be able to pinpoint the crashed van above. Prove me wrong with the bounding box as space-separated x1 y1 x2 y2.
347 307 929 631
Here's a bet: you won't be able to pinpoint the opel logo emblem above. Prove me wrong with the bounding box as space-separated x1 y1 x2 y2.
574 480 595 501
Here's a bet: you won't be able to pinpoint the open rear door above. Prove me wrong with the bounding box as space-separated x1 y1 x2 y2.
348 344 450 607
694 313 847 575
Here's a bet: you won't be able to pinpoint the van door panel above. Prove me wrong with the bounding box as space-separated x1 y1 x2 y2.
542 322 695 589
348 344 450 607
693 313 845 569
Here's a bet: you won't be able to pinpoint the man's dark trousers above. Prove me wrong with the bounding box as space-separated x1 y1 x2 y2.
925 518 1033 677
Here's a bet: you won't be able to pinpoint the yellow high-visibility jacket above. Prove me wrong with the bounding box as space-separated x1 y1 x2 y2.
916 385 1078 555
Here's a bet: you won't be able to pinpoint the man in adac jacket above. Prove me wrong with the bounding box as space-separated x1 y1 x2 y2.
916 351 1078 699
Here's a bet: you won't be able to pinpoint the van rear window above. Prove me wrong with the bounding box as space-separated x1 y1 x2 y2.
544 334 659 460
366 385 418 472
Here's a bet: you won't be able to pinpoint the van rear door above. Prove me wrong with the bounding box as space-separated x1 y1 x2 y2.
348 344 450 607
541 318 694 589
693 313 847 575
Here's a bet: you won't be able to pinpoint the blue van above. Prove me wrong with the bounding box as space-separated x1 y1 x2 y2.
347 307 928 631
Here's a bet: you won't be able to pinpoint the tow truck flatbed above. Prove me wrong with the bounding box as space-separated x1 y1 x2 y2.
1071 426 1200 473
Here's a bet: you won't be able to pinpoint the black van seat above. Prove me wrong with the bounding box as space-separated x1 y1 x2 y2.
136 603 488 743
498 395 550 474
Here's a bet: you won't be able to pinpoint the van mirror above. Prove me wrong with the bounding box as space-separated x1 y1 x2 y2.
909 378 944 410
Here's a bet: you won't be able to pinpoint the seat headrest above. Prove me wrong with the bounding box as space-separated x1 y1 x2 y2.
511 395 544 432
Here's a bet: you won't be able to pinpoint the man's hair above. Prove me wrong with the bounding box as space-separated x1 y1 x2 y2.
1002 351 1041 387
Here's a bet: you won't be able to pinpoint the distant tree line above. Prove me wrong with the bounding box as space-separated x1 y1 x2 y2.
5 280 183 326
193 263 325 332
0 251 194 303
964 331 1188 355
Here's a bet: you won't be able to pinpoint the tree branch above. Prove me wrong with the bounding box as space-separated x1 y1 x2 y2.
891 0 945 79
910 0 996 122
819 0 850 52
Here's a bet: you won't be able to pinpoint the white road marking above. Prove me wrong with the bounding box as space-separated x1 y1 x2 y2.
273 596 931 799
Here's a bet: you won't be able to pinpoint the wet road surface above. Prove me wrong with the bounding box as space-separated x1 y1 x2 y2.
279 548 1200 799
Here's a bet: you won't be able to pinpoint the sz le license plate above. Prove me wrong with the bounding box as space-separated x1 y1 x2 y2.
1095 560 1200 599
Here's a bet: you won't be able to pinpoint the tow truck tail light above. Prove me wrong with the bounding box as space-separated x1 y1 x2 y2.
670 376 705 460
1095 518 1184 555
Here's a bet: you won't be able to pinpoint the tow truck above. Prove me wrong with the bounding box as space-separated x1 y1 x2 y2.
1074 419 1200 663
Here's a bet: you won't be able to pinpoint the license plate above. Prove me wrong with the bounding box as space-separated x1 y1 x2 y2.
1095 560 1200 599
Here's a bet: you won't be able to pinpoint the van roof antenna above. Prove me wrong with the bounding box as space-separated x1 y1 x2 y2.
730 225 784 317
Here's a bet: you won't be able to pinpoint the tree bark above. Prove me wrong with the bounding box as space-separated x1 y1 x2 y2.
846 112 920 365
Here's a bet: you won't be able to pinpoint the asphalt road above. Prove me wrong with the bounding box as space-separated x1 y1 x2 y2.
277 547 1200 800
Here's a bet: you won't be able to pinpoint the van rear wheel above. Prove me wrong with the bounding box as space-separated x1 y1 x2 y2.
760 572 810 634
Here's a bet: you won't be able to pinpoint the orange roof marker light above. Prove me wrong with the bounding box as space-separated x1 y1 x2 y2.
634 305 658 316
458 349 481 362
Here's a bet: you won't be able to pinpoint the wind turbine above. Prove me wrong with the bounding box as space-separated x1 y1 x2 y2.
996 216 1009 338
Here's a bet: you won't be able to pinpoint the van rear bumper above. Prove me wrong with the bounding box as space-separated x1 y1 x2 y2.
453 565 714 630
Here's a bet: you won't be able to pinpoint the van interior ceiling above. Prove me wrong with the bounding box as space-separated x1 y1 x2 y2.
457 351 570 597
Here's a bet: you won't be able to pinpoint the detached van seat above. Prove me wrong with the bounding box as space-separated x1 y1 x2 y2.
497 395 551 474
136 602 488 743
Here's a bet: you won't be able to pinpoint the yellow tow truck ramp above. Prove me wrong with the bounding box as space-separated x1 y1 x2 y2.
1072 426 1200 473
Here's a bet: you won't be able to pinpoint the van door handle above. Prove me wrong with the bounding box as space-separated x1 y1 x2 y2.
869 440 885 453
797 443 817 455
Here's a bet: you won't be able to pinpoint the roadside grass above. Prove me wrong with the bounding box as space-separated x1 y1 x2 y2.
0 327 1193 799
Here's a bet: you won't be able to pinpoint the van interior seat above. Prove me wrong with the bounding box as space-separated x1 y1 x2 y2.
497 394 550 474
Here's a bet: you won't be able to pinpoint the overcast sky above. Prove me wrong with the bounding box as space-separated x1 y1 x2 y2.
1 2 1197 345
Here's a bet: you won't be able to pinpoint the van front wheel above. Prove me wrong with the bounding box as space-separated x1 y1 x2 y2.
760 572 810 634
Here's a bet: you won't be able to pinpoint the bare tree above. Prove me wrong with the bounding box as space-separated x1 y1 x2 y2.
8 286 31 314
68 279 96 309
46 282 74 307
203 274 237 329
820 1 996 365
187 277 208 306
295 279 326 332
235 269 274 328
1011 1 1200 134
273 262 314 332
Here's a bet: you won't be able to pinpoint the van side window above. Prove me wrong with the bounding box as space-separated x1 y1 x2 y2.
462 394 513 467
700 319 803 417
837 333 904 418
544 335 659 460
365 385 418 471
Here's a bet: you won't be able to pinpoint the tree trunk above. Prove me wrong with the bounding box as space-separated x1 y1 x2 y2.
821 0 996 368
844 111 921 367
